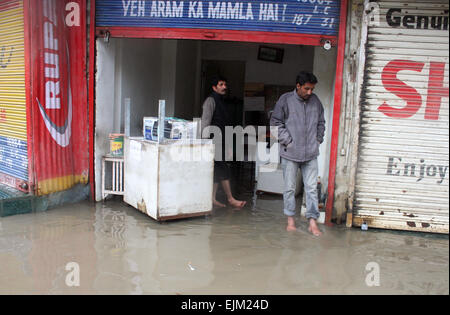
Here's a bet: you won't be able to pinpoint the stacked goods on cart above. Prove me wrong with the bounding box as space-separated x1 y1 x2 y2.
143 117 198 141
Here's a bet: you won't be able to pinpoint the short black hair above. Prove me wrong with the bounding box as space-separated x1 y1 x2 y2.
210 74 227 89
296 71 318 86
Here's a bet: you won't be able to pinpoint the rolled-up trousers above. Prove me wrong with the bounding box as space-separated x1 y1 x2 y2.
281 157 320 220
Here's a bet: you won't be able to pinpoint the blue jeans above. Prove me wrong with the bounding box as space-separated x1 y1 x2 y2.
281 157 319 220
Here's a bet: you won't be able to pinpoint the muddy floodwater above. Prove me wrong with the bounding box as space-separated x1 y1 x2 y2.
0 195 448 295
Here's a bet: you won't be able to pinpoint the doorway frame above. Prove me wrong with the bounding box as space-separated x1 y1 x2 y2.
89 0 349 225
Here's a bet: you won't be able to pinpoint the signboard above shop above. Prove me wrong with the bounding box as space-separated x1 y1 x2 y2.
96 0 341 37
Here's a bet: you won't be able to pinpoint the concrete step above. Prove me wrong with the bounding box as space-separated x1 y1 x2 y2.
0 184 43 217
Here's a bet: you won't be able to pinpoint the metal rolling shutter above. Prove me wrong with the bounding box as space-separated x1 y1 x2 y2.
0 0 28 186
354 0 449 233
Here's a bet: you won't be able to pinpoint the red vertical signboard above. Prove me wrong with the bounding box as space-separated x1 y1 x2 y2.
26 0 88 195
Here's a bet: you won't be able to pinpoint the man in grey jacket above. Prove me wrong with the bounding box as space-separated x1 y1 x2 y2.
270 71 325 235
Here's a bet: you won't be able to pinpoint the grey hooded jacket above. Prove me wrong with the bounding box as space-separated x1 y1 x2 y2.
270 90 325 162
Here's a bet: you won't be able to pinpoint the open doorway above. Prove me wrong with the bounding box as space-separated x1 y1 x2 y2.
94 38 336 205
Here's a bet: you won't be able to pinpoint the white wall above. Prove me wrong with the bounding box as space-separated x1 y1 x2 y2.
95 39 117 202
314 46 337 197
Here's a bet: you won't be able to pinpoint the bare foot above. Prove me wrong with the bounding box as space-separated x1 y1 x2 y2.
228 198 246 209
286 225 297 232
308 219 322 236
286 217 296 231
213 200 226 208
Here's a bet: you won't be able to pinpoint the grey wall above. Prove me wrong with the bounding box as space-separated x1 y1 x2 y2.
201 41 315 86
117 38 200 123
174 40 200 120
160 40 178 118
118 38 165 136
95 38 179 201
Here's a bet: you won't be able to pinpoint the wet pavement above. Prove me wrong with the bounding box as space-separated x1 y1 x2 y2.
0 194 448 295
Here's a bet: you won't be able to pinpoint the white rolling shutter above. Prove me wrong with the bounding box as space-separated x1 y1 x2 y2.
353 0 449 233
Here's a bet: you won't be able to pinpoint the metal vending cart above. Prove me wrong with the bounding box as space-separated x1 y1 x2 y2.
123 101 214 221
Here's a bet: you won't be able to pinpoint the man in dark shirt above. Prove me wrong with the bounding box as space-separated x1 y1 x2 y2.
270 71 325 236
201 75 246 209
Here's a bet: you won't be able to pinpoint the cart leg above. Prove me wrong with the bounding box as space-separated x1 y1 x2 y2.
102 158 106 201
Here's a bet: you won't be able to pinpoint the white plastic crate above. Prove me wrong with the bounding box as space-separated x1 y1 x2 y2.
102 155 124 199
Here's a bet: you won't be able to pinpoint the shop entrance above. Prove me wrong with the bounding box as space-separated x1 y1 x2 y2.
94 37 337 217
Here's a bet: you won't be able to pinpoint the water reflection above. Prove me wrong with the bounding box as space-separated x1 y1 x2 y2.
0 207 97 294
93 203 214 294
0 196 448 295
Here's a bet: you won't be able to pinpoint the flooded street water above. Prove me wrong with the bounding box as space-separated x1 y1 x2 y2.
0 194 448 295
